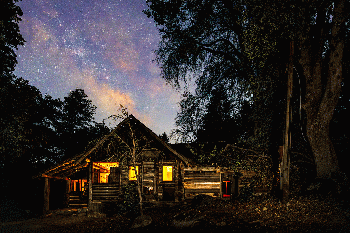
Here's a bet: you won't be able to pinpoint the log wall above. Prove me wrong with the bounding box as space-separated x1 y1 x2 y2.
142 162 155 192
183 167 221 199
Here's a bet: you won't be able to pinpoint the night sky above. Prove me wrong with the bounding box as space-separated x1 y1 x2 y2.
14 0 182 138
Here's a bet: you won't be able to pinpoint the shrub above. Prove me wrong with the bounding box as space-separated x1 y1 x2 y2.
119 182 140 216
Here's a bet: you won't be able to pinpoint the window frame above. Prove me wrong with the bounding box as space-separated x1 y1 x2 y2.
162 165 173 182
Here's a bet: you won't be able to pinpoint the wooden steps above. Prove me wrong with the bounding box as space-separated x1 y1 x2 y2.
68 194 88 208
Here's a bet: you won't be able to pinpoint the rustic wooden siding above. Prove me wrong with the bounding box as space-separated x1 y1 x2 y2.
92 183 119 202
142 161 156 200
183 167 221 199
120 163 129 186
142 162 155 186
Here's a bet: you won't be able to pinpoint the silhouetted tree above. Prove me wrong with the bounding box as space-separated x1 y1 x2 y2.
58 89 97 160
0 0 26 164
159 132 169 143
197 87 237 143
145 0 350 182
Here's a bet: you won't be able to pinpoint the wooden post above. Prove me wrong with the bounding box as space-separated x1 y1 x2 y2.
281 41 293 204
88 162 93 210
43 177 50 214
65 179 71 208
174 162 179 202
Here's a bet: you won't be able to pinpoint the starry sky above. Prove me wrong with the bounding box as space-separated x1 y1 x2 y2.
14 0 182 138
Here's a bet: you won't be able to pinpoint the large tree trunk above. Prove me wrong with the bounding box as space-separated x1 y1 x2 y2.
306 117 340 179
298 0 345 179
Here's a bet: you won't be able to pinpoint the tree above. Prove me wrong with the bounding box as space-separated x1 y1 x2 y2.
111 106 144 217
0 0 26 164
159 132 169 143
197 86 237 143
172 92 204 142
299 0 348 180
0 0 25 83
58 89 97 160
0 78 42 164
145 0 350 184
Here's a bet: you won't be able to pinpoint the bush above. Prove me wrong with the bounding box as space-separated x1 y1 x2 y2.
239 183 255 202
119 182 140 216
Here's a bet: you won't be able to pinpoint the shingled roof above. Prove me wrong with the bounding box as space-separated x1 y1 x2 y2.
37 114 194 179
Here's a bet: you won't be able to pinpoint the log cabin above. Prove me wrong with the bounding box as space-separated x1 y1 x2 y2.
37 115 242 214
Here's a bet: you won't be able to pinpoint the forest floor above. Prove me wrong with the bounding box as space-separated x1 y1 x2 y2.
1 194 350 233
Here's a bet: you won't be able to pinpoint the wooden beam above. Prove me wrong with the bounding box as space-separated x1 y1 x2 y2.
43 177 50 215
65 179 71 208
281 40 293 204
88 162 93 210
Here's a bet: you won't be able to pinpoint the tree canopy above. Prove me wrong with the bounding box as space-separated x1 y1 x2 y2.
145 0 350 182
0 0 25 82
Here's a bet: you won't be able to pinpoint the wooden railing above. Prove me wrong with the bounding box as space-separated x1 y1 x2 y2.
92 183 120 202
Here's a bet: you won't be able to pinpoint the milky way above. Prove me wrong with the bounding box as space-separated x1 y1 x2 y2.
14 0 181 137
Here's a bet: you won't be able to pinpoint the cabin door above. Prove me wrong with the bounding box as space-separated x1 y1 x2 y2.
162 184 175 201
162 165 175 201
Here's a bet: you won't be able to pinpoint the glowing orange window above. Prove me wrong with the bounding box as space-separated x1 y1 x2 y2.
163 166 173 181
129 166 139 181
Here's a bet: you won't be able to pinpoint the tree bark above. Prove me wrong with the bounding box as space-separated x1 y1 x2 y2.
298 0 345 179
129 121 143 216
281 41 293 203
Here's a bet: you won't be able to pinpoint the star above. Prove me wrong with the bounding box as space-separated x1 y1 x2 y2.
14 0 180 140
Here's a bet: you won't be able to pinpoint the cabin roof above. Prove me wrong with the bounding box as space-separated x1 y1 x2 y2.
37 114 195 179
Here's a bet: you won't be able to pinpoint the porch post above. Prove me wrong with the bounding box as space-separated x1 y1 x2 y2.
88 162 93 210
43 177 50 214
65 179 71 208
174 162 179 202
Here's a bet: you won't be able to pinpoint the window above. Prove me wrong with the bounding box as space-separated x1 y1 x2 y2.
92 162 119 183
70 179 87 192
129 166 139 180
163 166 173 181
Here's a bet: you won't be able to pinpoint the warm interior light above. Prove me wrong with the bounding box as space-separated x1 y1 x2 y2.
129 166 139 180
93 162 119 183
163 166 173 181
70 179 87 192
222 180 231 197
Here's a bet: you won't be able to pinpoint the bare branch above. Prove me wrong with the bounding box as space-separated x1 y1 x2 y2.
198 38 243 59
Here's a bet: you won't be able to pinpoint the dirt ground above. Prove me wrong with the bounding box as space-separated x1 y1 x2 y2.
1 194 350 233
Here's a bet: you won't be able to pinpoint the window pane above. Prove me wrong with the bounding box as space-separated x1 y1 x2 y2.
163 166 173 181
92 162 119 183
129 166 139 180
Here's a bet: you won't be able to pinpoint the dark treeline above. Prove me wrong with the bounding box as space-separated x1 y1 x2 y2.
0 84 110 220
0 0 110 221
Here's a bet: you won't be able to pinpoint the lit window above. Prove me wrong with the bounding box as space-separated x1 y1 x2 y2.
129 166 139 180
92 162 119 183
163 166 173 181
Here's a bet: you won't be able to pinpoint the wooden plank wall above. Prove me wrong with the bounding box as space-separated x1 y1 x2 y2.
142 162 155 199
120 163 129 187
183 167 221 199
